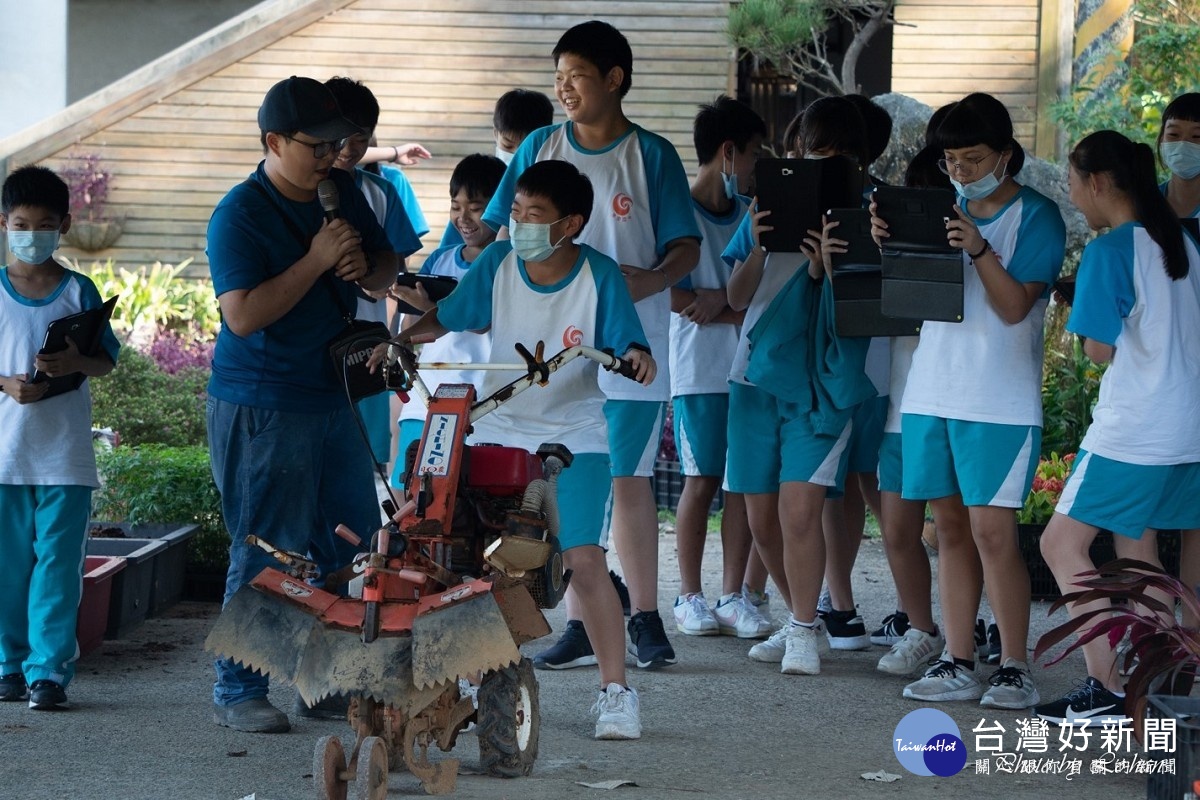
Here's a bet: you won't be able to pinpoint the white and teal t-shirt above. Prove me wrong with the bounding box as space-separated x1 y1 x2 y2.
435 241 647 455
484 122 700 402
1068 222 1200 464
670 195 750 396
901 185 1065 426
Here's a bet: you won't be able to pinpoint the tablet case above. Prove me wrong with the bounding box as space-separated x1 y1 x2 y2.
873 187 964 323
754 156 865 253
394 273 458 316
826 209 921 337
28 295 118 399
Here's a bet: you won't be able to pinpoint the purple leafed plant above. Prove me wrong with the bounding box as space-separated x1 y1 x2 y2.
62 153 113 222
147 330 214 375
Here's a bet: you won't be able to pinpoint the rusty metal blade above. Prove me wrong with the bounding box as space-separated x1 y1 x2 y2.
492 583 552 645
203 585 318 681
411 594 521 690
292 626 443 712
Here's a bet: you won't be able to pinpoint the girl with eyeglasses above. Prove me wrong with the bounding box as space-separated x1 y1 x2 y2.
870 92 1065 710
1033 130 1200 724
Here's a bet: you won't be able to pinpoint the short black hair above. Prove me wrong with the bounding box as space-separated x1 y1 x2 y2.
324 76 380 132
1157 92 1200 158
845 94 893 164
494 89 555 137
450 154 507 202
552 21 633 98
2 165 70 218
514 160 593 229
796 96 869 166
693 95 768 166
934 92 1026 175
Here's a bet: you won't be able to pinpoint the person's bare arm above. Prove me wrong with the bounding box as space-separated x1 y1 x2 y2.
621 238 701 303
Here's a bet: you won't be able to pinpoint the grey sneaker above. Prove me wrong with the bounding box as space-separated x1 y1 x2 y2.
980 658 1040 709
781 623 822 675
903 653 984 702
877 627 946 676
747 626 788 663
213 697 291 733
592 683 641 740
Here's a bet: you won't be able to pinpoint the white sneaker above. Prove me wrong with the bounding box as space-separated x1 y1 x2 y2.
747 626 788 663
781 623 822 675
902 652 984 702
980 658 1041 709
877 627 946 676
593 683 641 740
714 592 772 639
672 593 719 636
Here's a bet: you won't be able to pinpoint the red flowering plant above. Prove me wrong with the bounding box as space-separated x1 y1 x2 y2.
1018 452 1075 525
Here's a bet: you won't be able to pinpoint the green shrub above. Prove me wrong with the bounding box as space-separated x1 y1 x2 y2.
93 444 228 570
91 347 208 447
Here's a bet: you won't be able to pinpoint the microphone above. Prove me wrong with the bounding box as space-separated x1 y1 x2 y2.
317 179 341 222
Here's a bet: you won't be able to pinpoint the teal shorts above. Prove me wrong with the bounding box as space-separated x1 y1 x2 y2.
673 394 729 478
557 452 615 551
605 400 665 478
1056 450 1200 540
725 381 852 495
846 395 888 474
900 414 1039 508
877 432 904 495
388 419 426 490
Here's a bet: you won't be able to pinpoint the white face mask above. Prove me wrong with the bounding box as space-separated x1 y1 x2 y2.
950 154 1008 202
1161 140 1200 180
509 217 567 262
7 230 60 265
495 146 515 166
721 152 739 200
803 152 831 160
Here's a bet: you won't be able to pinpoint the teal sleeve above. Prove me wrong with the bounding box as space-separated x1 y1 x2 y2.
638 129 702 258
1066 226 1136 347
722 213 755 268
436 241 509 332
74 273 120 364
483 127 556 231
592 252 649 355
1009 191 1066 291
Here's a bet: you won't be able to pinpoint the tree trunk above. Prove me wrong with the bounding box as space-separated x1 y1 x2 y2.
840 1 895 95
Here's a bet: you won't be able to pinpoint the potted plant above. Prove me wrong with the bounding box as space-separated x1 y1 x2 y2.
61 153 123 252
1018 452 1083 599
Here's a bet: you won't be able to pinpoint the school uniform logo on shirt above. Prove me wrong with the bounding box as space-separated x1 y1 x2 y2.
563 325 585 348
611 193 633 222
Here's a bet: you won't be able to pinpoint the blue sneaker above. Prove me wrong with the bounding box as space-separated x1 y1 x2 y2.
0 674 27 702
533 620 598 670
627 610 677 669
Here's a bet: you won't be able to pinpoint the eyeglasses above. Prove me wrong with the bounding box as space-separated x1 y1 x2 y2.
284 135 349 159
937 151 998 177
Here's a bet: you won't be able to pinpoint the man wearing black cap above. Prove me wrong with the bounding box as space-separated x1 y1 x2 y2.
205 76 399 733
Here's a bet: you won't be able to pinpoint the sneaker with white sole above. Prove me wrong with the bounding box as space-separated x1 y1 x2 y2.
980 658 1040 709
742 584 771 619
824 609 871 650
903 653 984 702
870 612 910 646
781 623 822 675
1034 676 1126 725
533 620 598 670
673 593 719 636
592 683 641 740
877 627 946 676
748 626 788 663
713 592 772 639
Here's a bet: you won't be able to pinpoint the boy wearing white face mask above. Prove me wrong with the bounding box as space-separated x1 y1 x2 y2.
0 166 119 711
1158 93 1200 220
382 159 655 739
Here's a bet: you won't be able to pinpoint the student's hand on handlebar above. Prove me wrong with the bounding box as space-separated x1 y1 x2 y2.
366 342 392 374
622 349 657 386
869 198 889 248
947 205 984 255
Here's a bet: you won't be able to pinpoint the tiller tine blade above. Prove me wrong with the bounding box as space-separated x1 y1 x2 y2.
203 584 319 682
411 583 522 690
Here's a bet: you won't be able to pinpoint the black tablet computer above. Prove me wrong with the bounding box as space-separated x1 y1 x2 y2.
826 208 881 271
393 273 458 315
874 187 958 254
754 156 865 253
28 295 118 400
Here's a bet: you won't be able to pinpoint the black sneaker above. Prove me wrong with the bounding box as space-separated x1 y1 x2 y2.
870 612 910 646
295 693 350 720
609 571 631 617
974 619 988 661
824 609 870 650
1034 677 1126 724
0 674 27 702
986 623 1002 665
533 620 598 670
28 680 67 710
627 610 677 669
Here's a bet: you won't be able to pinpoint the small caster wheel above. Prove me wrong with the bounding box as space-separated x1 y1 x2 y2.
356 735 388 800
314 734 348 800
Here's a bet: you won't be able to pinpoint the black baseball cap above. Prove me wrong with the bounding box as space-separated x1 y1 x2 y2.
257 76 362 141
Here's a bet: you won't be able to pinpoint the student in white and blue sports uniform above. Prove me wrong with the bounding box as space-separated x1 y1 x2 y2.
386 160 654 740
668 96 772 641
390 154 506 490
1033 131 1200 725
872 93 1065 710
483 22 701 671
1158 93 1200 222
325 78 424 475
721 97 876 676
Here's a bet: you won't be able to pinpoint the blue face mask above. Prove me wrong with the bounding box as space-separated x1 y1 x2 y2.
509 217 566 263
721 153 739 200
951 155 1008 202
7 230 60 265
1161 140 1200 180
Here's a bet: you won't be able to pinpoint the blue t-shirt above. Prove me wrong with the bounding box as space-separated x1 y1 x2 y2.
206 163 392 412
378 164 430 238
